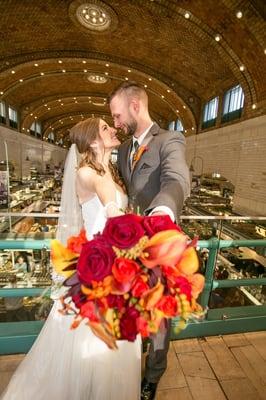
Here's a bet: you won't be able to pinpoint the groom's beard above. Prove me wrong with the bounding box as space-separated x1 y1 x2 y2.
124 116 137 136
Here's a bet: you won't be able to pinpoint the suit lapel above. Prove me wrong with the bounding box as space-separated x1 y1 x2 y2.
120 139 132 183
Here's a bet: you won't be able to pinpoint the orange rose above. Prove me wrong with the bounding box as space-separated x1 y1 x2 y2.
131 275 149 298
155 295 177 317
67 228 87 254
136 316 149 337
112 258 140 283
140 230 188 268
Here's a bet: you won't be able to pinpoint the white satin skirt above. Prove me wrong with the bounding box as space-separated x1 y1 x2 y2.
1 300 141 400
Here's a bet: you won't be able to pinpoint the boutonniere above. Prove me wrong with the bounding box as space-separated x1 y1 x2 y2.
132 145 148 170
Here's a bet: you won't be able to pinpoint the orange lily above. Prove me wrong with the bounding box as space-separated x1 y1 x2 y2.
176 247 199 275
81 276 113 299
88 321 118 350
188 273 205 299
50 239 78 278
140 230 188 268
141 279 164 310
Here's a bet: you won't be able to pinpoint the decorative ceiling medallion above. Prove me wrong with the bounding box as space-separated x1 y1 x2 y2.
87 74 107 83
69 0 118 34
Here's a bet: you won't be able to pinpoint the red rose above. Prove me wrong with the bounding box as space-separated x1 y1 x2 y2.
131 275 149 298
77 238 115 286
142 215 181 238
103 214 145 249
72 292 87 309
112 258 140 283
106 294 125 311
172 275 192 301
120 306 140 341
156 295 177 317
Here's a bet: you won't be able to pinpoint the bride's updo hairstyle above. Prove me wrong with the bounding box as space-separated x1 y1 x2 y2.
69 117 125 190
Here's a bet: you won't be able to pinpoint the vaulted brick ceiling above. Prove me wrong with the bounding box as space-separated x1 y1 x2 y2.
0 0 265 143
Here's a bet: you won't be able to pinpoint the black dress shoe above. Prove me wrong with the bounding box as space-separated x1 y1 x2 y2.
141 378 158 400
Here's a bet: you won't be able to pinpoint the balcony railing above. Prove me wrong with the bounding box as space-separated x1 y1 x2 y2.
0 215 265 354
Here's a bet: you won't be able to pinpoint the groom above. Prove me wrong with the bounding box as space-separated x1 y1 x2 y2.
109 81 190 400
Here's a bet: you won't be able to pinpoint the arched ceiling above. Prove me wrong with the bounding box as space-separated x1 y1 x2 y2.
0 0 265 144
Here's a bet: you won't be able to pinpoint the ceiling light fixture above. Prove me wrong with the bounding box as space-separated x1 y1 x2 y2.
34 63 38 67
58 60 63 63
236 11 243 18
252 104 257 109
73 1 117 33
184 12 190 19
239 65 245 71
215 34 221 42
87 74 107 83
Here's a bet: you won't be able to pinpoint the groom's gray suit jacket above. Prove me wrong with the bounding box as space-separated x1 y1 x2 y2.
117 123 190 220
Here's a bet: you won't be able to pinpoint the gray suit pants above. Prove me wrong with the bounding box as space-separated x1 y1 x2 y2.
144 319 171 383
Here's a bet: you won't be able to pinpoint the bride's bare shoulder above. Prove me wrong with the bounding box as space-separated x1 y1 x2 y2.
77 166 97 180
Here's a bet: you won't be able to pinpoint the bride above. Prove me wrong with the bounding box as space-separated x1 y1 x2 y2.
1 118 141 400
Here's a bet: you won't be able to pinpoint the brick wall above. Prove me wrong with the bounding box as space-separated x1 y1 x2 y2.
186 115 266 216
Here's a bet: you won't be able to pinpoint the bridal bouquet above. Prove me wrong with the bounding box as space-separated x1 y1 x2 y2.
51 214 205 349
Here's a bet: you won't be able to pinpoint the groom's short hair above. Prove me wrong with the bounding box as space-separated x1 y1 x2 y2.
108 81 148 105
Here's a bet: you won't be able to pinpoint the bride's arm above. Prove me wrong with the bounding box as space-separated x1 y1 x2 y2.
77 167 124 217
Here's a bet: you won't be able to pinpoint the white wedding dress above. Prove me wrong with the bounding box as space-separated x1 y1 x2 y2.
1 191 142 400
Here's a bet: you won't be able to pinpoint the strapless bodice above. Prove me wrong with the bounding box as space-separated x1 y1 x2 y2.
81 190 128 240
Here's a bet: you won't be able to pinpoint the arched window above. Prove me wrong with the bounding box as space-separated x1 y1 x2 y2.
8 106 18 129
202 97 219 129
168 119 184 132
0 101 6 124
29 121 42 138
222 84 244 123
47 132 55 143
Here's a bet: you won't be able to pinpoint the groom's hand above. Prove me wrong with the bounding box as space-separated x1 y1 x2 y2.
150 211 167 216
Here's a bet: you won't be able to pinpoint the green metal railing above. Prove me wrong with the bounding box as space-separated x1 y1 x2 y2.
0 238 265 354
